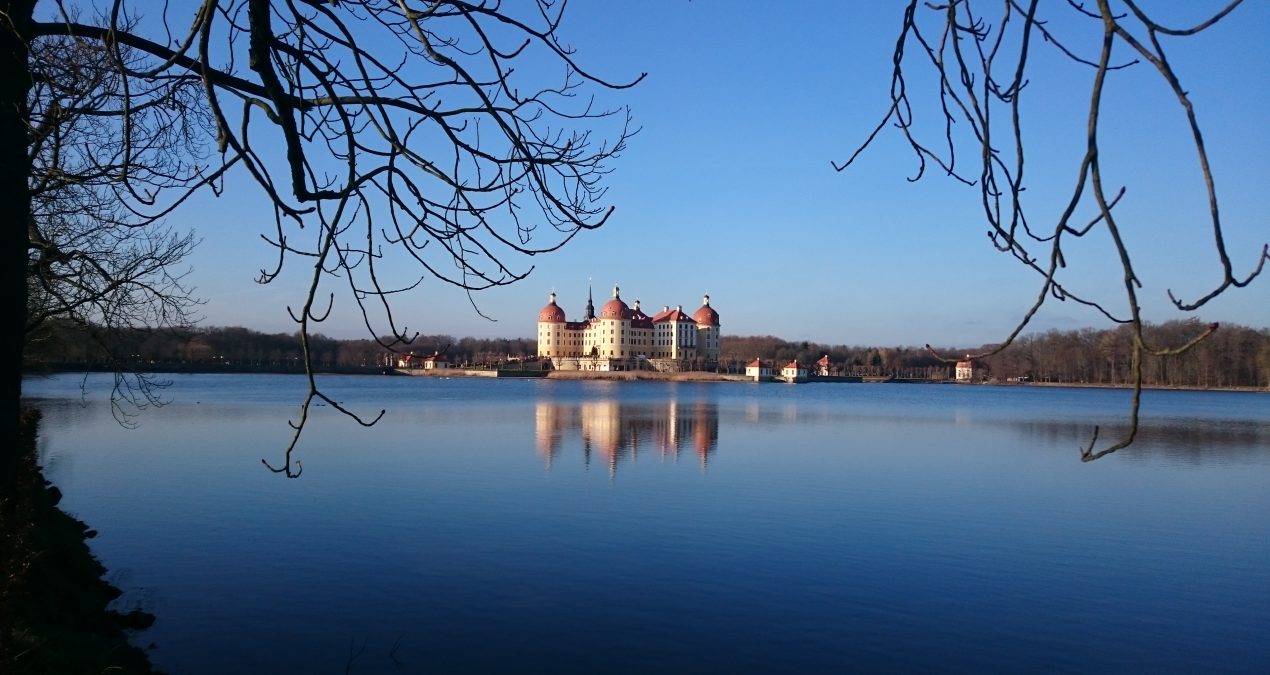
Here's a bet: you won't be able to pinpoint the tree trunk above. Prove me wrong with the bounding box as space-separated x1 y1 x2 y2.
0 0 36 491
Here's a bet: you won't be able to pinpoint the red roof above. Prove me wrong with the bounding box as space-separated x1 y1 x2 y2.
693 304 719 327
652 308 696 324
538 301 566 323
817 355 831 366
600 297 628 320
627 303 652 327
747 358 766 368
784 360 803 369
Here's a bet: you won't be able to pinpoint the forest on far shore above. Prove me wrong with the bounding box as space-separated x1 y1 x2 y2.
22 318 1270 389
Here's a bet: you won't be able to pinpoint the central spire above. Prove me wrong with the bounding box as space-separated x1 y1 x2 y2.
583 279 595 320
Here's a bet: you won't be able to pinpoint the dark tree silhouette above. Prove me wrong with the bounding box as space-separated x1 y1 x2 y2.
840 0 1268 460
2 1 641 480
26 24 207 425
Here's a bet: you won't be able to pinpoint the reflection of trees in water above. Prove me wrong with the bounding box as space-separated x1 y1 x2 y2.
535 400 719 476
1002 418 1270 464
736 402 1269 464
537 396 1267 468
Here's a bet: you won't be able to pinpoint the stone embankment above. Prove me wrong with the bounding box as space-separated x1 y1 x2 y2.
395 368 750 382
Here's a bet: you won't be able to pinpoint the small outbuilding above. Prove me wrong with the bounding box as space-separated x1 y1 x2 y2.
421 353 450 370
816 354 832 377
781 360 808 383
955 355 981 382
745 358 773 382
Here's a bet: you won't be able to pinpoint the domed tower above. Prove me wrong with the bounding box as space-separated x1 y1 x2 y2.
537 291 567 358
693 294 721 366
599 285 629 320
597 285 631 359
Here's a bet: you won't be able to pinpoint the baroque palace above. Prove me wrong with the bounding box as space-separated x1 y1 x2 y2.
537 286 720 371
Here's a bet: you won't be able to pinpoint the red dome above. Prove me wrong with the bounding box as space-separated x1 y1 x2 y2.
693 295 719 327
539 302 565 323
600 297 628 320
693 305 719 326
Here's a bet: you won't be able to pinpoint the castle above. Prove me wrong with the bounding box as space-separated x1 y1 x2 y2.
537 286 720 371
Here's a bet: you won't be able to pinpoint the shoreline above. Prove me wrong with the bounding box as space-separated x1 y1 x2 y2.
23 366 1267 392
395 368 1267 392
1003 380 1268 393
396 368 752 382
546 370 750 382
3 411 158 673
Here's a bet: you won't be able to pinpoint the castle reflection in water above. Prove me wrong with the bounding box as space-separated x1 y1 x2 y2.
535 400 719 476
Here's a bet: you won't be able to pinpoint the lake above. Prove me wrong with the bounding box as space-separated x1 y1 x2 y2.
22 373 1270 674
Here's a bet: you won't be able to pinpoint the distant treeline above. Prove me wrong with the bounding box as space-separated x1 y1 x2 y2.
721 319 1270 388
24 321 535 372
23 319 1270 388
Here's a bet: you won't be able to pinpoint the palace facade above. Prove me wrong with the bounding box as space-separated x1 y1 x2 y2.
537 286 720 371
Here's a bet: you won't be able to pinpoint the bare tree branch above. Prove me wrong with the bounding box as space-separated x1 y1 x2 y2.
26 0 642 475
847 0 1266 460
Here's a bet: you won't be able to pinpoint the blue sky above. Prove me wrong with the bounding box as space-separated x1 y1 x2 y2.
182 1 1269 347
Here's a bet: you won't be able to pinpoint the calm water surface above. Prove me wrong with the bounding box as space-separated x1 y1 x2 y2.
22 374 1270 674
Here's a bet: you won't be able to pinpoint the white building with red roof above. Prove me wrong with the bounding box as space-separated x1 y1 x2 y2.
421 353 450 370
781 359 809 383
537 286 721 371
955 355 981 382
745 358 773 381
396 351 450 369
816 355 832 377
